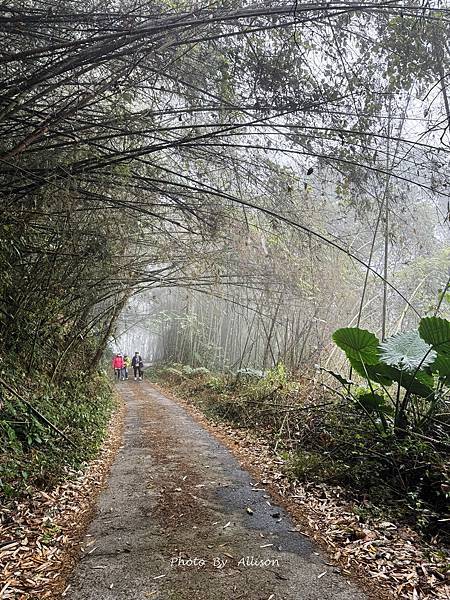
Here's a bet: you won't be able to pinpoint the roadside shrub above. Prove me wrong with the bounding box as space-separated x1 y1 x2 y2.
326 317 450 538
287 401 449 538
0 370 115 501
330 317 450 437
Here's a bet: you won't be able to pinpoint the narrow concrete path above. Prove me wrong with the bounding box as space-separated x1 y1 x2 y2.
66 383 367 600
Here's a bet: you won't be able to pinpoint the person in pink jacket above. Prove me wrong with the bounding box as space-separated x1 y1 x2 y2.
112 353 124 381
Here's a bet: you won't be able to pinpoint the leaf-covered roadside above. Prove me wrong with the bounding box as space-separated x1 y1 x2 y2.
150 367 449 600
0 395 124 600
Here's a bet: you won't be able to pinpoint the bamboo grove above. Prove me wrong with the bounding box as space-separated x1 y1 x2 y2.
1 1 449 381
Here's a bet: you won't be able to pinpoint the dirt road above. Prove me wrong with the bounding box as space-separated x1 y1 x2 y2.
66 382 367 600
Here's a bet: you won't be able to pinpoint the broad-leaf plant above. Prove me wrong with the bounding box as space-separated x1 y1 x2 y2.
329 317 450 436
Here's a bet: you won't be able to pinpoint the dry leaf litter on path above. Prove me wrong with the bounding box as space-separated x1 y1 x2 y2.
0 397 124 600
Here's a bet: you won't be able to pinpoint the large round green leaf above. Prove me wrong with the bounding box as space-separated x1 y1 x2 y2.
379 330 436 371
428 354 450 385
350 358 434 398
419 317 450 356
333 327 380 364
356 392 393 416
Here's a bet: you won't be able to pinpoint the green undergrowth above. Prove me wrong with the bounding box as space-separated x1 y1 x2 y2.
0 364 116 502
149 363 449 545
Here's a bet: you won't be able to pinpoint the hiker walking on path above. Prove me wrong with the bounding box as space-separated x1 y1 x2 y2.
132 352 143 380
112 354 125 381
123 354 131 380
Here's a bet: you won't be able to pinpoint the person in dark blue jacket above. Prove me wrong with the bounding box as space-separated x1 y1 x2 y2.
132 352 143 380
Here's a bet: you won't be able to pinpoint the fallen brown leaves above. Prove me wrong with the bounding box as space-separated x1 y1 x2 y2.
282 479 449 600
156 383 449 600
0 396 124 600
